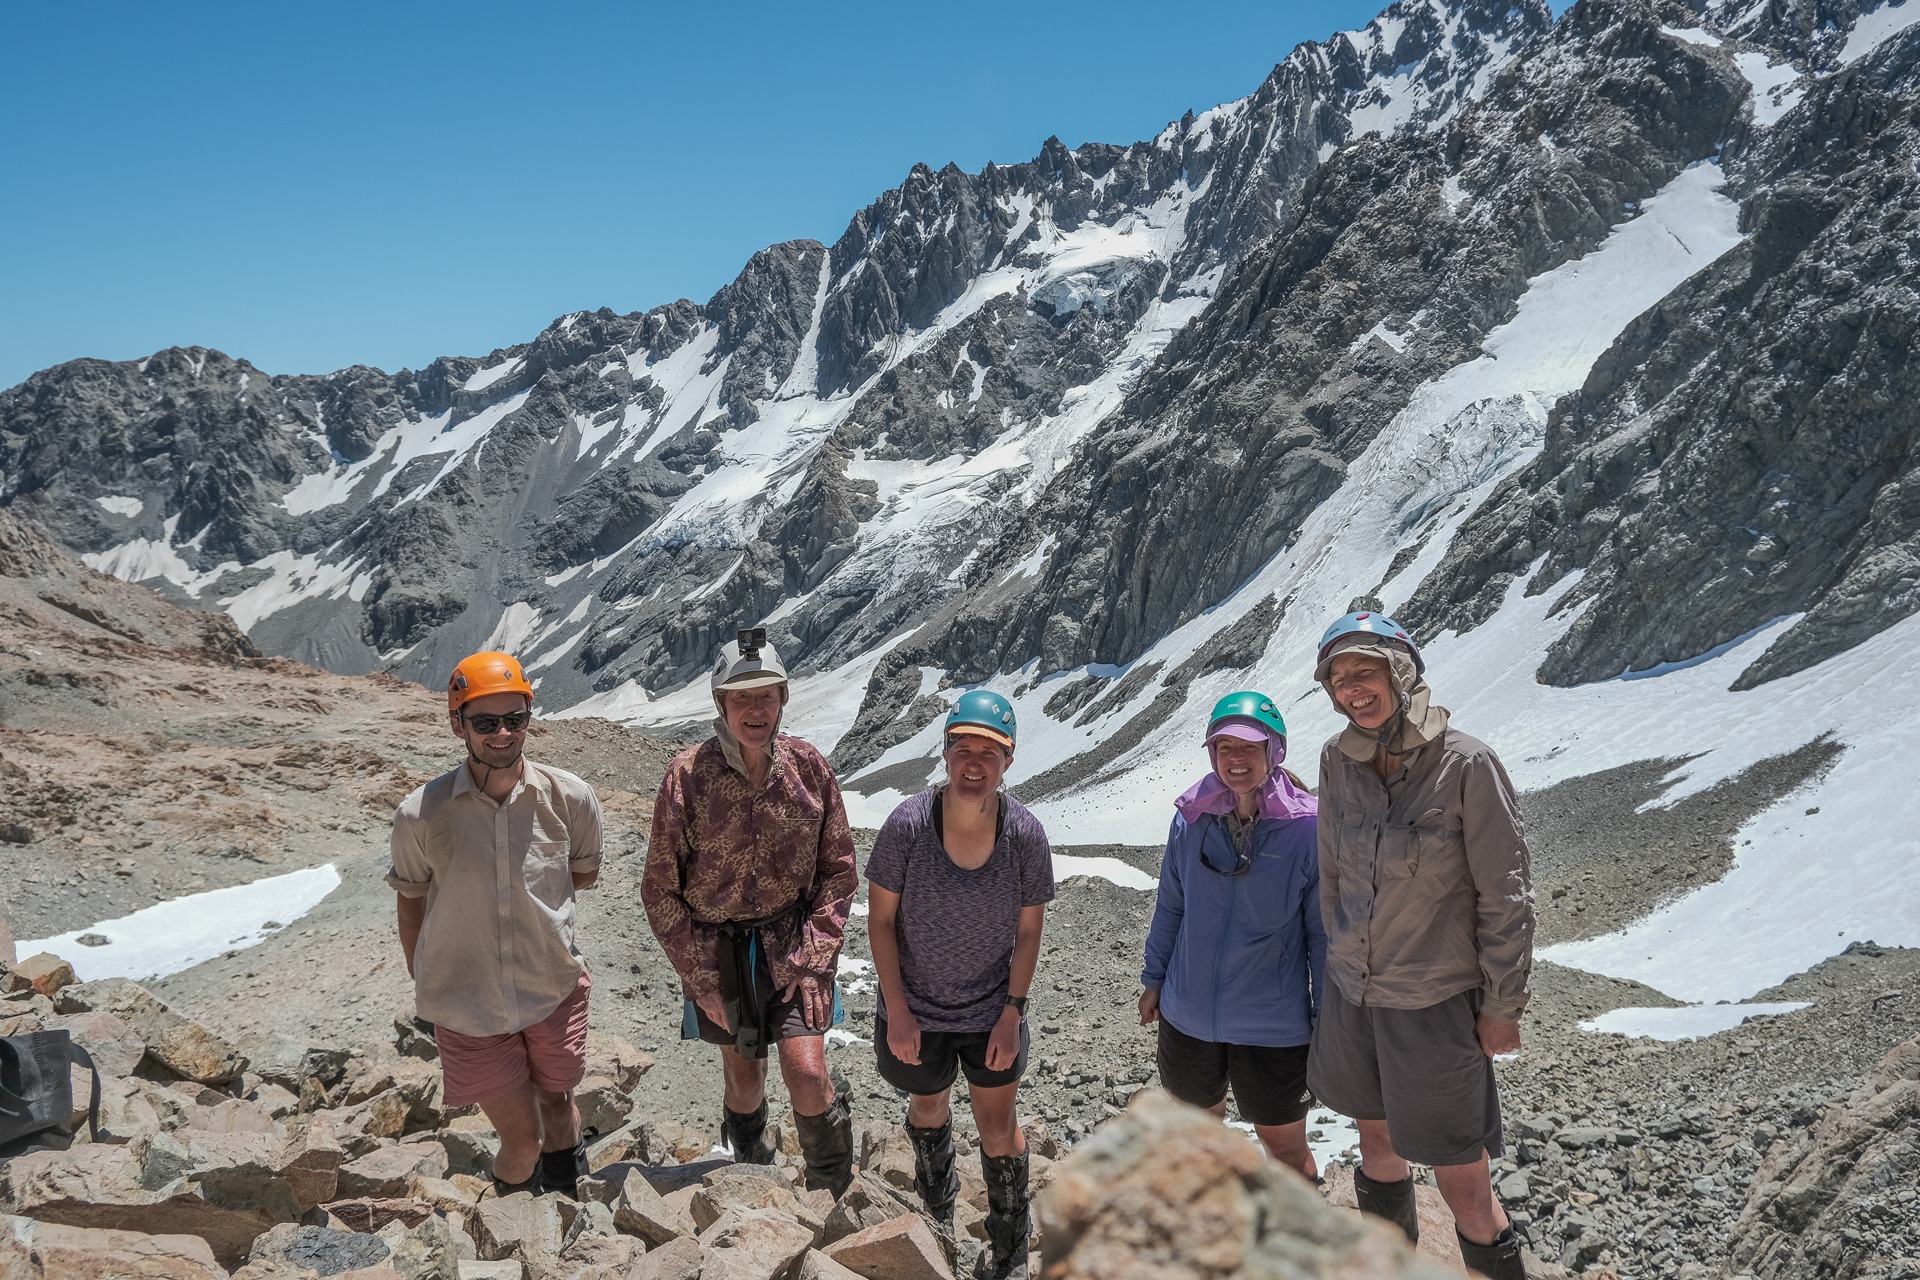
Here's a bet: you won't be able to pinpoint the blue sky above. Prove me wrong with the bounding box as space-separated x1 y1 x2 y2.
5 1 1467 390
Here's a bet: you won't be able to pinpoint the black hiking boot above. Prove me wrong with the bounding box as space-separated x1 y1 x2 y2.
906 1118 960 1231
1353 1169 1419 1244
977 1150 1030 1279
537 1140 589 1197
720 1100 777 1165
488 1166 543 1197
792 1070 855 1198
1457 1225 1526 1280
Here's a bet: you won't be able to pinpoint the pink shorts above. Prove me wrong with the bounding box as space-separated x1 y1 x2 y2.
434 968 592 1107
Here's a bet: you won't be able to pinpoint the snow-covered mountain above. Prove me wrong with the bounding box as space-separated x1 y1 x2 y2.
8 0 1920 1012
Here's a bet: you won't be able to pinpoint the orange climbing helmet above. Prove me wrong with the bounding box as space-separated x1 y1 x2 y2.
446 651 535 712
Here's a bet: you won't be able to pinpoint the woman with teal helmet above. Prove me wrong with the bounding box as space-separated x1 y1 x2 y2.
1138 690 1325 1180
864 689 1053 1279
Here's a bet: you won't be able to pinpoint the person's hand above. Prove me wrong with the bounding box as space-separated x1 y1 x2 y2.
783 976 834 1031
1138 989 1160 1026
986 1004 1023 1071
696 991 729 1029
886 1008 922 1065
1476 1015 1522 1057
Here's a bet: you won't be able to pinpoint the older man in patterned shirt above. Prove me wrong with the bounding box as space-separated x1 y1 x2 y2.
643 629 859 1195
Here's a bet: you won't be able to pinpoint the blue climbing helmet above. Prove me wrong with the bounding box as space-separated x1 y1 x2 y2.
946 689 1016 750
1316 610 1424 679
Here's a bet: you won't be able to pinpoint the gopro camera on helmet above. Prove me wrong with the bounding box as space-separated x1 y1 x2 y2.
737 627 767 659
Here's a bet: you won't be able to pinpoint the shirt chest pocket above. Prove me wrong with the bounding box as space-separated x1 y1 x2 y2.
523 839 573 902
1378 809 1449 880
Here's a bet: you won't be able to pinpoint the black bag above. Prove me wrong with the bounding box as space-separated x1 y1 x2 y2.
0 1030 100 1153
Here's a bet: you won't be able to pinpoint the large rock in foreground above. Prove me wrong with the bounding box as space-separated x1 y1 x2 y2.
1038 1090 1457 1279
1725 1036 1920 1278
0 1212 226 1279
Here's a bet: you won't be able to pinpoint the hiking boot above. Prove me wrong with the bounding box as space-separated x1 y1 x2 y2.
489 1167 542 1197
792 1071 855 1198
1353 1169 1419 1244
906 1118 960 1231
720 1100 777 1165
537 1140 589 1197
977 1150 1030 1280
1457 1225 1526 1280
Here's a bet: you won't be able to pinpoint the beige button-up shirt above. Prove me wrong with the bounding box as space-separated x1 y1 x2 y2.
387 759 604 1036
1316 729 1534 1022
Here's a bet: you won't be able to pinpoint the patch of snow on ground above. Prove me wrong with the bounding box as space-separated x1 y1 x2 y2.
95 495 143 517
1052 854 1157 891
484 602 542 656
1734 51 1804 127
1660 25 1722 46
464 357 523 391
1840 0 1920 63
1580 1003 1811 1041
19 865 342 983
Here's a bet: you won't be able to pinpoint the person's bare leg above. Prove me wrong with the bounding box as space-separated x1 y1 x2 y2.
1357 1118 1411 1182
776 1034 834 1115
535 1086 580 1152
907 1090 952 1130
967 1081 1026 1159
1434 1154 1510 1245
720 1045 770 1113
1255 1120 1318 1181
476 1080 543 1183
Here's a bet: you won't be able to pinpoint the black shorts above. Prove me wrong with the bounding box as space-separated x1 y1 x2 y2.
875 1015 1029 1096
679 942 838 1049
1156 1018 1312 1127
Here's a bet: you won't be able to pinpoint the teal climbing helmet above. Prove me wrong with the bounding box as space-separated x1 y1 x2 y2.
946 689 1017 749
1205 691 1287 760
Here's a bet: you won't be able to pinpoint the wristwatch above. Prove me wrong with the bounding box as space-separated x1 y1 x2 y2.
1005 994 1028 1014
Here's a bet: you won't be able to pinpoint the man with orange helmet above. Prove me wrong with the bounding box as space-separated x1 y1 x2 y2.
388 651 605 1197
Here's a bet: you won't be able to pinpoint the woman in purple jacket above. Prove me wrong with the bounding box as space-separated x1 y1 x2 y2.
1138 691 1326 1179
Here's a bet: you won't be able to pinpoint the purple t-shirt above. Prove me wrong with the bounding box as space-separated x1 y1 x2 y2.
865 788 1055 1034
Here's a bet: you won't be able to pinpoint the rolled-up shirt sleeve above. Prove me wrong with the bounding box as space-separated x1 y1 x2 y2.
566 785 605 875
386 802 432 898
788 767 858 984
1461 749 1534 1022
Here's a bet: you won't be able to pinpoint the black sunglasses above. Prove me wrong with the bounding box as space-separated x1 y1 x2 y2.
462 709 531 734
1199 843 1253 877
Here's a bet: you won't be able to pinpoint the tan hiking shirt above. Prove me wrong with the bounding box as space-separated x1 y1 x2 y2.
387 759 604 1037
1316 729 1534 1021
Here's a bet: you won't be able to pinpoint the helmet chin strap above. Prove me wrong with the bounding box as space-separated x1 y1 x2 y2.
467 740 524 789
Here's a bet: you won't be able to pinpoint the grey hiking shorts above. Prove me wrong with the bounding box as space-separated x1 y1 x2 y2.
1306 987 1504 1166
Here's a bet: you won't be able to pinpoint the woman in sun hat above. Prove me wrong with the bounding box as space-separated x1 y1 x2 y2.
1308 608 1534 1280
865 689 1054 1280
1138 690 1325 1180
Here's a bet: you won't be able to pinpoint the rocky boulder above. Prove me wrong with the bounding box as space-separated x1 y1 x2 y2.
1724 1036 1920 1277
54 978 246 1085
0 1212 226 1279
1037 1090 1457 1279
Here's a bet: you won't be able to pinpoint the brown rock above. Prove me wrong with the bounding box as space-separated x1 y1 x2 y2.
698 1208 815 1280
821 1213 953 1280
557 1228 643 1270
0 911 14 969
627 1235 708 1280
582 1118 645 1172
692 1167 825 1243
0 1143 286 1267
316 1198 437 1233
612 1167 695 1245
409 1176 483 1215
583 1031 653 1092
795 1249 869 1280
823 1171 926 1244
0 1211 226 1279
1038 1091 1457 1280
337 1092 414 1150
471 1191 565 1270
1018 1116 1061 1160
9 952 76 998
452 1262 524 1280
278 1114 346 1210
342 1059 444 1128
48 1009 145 1078
439 1117 501 1177
247 1222 392 1275
185 1096 280 1135
573 1074 634 1136
1322 1166 1468 1272
337 1142 451 1199
95 1076 165 1143
54 978 247 1085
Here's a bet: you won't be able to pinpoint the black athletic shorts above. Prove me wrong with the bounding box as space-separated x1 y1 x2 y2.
875 1014 1029 1096
1156 1017 1313 1127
